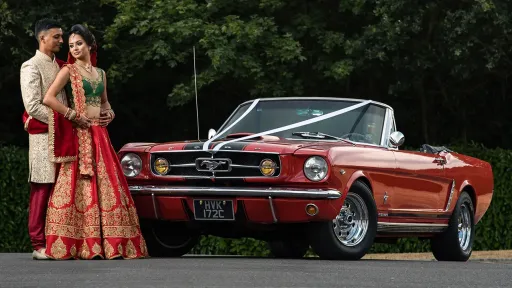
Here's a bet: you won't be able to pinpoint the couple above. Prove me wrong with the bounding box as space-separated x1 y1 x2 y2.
20 19 148 260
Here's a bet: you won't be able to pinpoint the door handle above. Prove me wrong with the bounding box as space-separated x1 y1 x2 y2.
433 157 446 165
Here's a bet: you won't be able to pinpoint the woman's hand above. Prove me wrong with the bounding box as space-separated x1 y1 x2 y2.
99 109 114 127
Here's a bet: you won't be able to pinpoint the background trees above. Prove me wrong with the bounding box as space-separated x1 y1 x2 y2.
1 0 511 150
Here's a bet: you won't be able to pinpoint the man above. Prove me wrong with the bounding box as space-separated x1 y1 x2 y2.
20 18 67 260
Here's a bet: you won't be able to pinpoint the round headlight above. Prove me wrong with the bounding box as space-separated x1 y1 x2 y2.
303 156 328 181
260 159 277 176
121 153 142 177
154 158 169 175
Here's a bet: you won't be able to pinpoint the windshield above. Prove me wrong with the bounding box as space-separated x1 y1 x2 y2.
217 99 387 145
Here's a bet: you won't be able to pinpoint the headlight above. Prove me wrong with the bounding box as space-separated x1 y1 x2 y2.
121 153 142 177
303 156 328 181
260 159 277 176
154 158 169 175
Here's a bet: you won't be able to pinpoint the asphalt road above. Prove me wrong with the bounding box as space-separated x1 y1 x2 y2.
1 254 511 288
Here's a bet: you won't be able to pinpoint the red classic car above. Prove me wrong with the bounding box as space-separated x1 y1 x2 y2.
118 97 494 261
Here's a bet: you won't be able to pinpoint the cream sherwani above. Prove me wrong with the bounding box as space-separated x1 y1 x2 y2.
20 50 67 183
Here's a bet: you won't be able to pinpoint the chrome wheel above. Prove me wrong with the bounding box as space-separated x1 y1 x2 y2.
332 192 369 247
458 203 472 251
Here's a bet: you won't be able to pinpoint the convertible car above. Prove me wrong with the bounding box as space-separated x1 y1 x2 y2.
118 97 493 261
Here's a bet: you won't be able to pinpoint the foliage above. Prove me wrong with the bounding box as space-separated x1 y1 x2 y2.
0 145 31 252
1 143 510 255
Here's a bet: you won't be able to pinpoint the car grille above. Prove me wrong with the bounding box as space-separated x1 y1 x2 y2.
150 151 281 178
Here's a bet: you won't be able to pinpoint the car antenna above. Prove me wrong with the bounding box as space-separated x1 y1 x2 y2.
193 45 200 140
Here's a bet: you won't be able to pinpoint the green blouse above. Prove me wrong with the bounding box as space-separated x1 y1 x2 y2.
66 68 105 109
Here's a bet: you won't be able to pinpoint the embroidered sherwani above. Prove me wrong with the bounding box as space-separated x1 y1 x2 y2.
20 50 67 183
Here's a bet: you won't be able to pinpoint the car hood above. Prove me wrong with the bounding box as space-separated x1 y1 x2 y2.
140 136 354 155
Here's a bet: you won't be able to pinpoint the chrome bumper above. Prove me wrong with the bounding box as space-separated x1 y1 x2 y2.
129 185 342 199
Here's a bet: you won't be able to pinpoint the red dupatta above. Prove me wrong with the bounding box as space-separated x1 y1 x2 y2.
48 63 94 177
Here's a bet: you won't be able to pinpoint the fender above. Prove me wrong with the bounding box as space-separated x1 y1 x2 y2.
344 170 373 197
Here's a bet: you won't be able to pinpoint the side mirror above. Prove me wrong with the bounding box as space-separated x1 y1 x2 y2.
389 131 405 147
208 128 217 139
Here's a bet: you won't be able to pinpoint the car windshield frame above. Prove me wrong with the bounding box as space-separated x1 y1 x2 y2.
215 97 396 148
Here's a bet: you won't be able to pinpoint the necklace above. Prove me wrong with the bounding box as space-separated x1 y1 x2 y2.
76 61 93 73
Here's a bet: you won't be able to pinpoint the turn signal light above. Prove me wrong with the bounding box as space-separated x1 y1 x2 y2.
154 158 169 175
305 203 319 216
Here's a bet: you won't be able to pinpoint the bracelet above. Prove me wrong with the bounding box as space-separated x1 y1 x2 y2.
64 108 71 119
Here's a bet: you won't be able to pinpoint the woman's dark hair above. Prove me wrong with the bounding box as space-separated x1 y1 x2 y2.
69 24 97 52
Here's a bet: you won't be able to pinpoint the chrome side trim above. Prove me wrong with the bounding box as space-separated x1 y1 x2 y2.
129 186 342 199
151 192 159 219
151 150 280 154
445 180 456 212
377 222 448 233
268 196 277 223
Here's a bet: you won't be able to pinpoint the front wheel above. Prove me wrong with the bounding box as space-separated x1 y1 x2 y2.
309 181 377 260
431 191 475 261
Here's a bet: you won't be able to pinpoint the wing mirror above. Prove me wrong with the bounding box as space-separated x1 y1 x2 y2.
208 128 217 139
389 131 405 147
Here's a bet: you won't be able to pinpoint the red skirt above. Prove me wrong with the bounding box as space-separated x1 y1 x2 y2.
44 125 148 260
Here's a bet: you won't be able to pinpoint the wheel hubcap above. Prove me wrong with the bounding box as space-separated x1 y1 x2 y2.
458 203 472 251
332 192 369 247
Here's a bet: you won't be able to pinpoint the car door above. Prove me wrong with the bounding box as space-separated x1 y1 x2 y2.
390 149 453 213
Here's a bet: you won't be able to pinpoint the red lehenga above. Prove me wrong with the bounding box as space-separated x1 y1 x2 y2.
44 64 148 260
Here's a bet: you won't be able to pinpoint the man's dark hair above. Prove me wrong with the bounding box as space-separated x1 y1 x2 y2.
34 18 61 42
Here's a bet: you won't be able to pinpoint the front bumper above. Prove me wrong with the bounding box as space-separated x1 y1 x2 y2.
129 185 343 223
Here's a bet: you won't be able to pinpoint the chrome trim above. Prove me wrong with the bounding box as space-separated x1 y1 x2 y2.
445 180 456 211
129 186 342 199
268 196 278 223
151 192 159 219
377 222 448 233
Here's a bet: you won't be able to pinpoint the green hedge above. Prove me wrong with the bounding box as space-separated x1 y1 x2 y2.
1 143 510 254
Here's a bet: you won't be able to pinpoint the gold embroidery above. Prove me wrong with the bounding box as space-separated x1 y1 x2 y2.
104 240 115 258
125 240 137 258
118 244 123 256
70 245 77 257
75 179 93 212
50 164 73 208
140 236 148 257
80 241 90 259
51 237 67 259
68 64 94 177
97 148 117 211
92 242 102 255
45 204 101 239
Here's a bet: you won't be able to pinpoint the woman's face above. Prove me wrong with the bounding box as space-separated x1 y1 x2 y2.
68 33 89 60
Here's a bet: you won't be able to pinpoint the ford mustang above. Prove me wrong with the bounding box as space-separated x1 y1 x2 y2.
118 97 494 261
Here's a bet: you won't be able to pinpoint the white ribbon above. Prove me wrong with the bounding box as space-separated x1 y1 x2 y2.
210 99 373 152
203 99 260 151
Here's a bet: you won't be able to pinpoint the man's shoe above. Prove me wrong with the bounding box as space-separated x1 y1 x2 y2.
32 248 49 260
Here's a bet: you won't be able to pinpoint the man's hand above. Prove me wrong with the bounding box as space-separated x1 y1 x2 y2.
99 110 112 127
74 114 92 128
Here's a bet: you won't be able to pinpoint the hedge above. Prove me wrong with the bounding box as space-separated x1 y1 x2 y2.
1 143 510 255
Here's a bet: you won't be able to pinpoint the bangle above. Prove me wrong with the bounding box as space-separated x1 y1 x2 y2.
64 108 71 119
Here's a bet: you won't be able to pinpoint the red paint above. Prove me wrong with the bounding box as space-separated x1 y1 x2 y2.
119 137 494 226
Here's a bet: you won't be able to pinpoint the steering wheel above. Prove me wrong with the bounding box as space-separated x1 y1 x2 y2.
341 133 371 143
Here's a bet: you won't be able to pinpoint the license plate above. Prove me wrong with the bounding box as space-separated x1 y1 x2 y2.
193 199 235 221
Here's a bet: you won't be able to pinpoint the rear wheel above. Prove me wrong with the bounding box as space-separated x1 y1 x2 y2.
141 220 199 257
309 180 377 260
268 240 309 259
431 191 475 261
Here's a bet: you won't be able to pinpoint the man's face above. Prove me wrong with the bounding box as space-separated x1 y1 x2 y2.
40 28 64 53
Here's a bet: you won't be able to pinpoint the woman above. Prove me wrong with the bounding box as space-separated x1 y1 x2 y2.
42 24 148 260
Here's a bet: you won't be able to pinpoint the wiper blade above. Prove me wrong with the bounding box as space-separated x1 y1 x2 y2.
291 132 342 140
